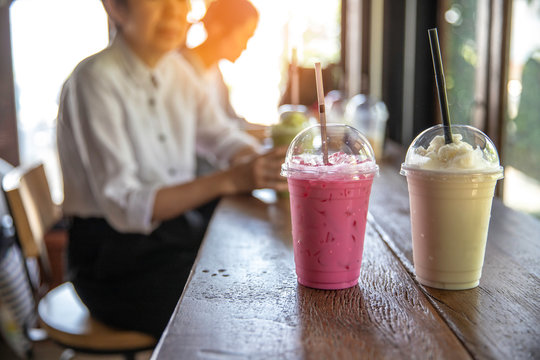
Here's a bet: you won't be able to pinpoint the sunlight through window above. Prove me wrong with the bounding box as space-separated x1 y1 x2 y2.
10 0 109 202
188 0 341 126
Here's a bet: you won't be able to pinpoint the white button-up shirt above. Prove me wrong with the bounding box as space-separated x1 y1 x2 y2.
57 35 259 234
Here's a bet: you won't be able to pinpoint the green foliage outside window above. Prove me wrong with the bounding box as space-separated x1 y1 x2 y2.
442 1 478 125
505 51 540 182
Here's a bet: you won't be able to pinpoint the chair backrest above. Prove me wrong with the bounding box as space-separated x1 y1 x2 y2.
0 158 36 358
2 164 158 354
2 163 62 261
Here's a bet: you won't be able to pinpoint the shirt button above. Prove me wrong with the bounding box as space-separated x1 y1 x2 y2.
158 134 166 142
149 98 155 107
151 75 159 88
168 168 176 176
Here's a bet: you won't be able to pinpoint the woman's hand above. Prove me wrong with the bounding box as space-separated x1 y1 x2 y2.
228 146 289 194
152 146 288 222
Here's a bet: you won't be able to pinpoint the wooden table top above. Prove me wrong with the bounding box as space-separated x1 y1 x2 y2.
152 145 540 360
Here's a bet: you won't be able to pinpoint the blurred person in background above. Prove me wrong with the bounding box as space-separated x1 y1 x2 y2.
57 0 287 339
182 0 263 138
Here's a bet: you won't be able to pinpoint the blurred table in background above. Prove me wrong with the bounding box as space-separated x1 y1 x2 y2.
152 142 540 359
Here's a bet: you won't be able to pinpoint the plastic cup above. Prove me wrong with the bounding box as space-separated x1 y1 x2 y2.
345 94 389 161
281 124 378 290
271 105 310 147
400 125 504 290
272 105 310 198
326 90 347 124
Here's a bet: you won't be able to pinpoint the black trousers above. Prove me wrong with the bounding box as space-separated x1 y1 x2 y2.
67 202 217 339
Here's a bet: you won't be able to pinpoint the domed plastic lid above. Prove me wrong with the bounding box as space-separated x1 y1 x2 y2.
400 124 503 177
281 124 378 180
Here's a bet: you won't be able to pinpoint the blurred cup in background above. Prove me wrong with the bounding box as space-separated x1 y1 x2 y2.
271 104 311 147
345 94 389 161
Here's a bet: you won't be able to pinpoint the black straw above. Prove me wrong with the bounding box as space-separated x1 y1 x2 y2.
428 28 453 144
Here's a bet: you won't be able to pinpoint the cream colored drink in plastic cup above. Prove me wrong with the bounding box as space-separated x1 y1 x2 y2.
400 125 504 290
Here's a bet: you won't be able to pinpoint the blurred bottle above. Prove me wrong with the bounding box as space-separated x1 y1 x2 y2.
345 94 389 160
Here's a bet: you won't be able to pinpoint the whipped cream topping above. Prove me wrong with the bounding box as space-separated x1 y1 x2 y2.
406 134 499 171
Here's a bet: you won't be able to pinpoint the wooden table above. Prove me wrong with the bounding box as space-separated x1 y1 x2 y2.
151 146 540 359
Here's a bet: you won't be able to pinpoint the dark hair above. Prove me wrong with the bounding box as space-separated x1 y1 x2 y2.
101 0 127 5
102 0 127 5
202 0 259 33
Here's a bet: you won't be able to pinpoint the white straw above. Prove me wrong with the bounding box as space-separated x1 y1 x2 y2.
314 62 329 165
314 62 325 105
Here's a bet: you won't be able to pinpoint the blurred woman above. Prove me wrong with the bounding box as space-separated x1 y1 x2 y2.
57 0 286 338
182 0 259 129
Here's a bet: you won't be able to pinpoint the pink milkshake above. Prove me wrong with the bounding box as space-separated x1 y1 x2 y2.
281 124 378 290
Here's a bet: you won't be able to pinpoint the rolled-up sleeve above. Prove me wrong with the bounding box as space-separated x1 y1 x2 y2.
60 65 158 234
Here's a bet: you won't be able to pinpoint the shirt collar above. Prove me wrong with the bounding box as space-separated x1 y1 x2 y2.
111 34 168 90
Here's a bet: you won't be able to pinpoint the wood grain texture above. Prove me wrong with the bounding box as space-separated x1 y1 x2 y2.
152 195 469 360
369 143 540 359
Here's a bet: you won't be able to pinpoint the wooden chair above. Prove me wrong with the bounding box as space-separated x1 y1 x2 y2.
2 163 156 360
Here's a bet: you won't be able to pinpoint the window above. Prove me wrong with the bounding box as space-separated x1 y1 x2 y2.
440 0 481 125
9 0 109 202
503 0 540 218
188 0 342 126
391 0 540 218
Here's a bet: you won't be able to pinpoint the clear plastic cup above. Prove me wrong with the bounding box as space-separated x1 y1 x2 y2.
271 105 310 147
345 94 389 161
400 124 504 290
281 124 378 289
326 90 347 124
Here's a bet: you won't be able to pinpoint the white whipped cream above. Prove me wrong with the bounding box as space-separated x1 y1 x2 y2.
407 134 498 171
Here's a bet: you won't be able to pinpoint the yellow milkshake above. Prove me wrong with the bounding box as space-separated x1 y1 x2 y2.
401 125 504 290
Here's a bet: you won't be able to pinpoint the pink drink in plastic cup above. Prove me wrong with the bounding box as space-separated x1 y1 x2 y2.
281 124 378 290
288 175 374 289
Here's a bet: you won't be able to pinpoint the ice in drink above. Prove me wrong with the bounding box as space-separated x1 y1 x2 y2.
401 125 504 290
281 124 378 289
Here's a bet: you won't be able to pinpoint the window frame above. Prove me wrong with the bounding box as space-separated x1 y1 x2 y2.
0 0 515 184
0 3 19 166
379 0 511 160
